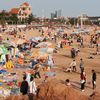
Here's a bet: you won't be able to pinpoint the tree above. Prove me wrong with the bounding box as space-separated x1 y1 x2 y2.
9 14 19 24
84 20 92 25
27 14 34 24
68 18 78 25
0 10 7 26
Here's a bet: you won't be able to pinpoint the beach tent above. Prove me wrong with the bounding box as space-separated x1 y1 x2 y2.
36 42 52 48
31 37 44 42
16 39 26 45
96 30 100 34
32 51 48 59
40 48 54 54
0 46 8 55
0 46 8 63
3 41 17 48
71 32 79 34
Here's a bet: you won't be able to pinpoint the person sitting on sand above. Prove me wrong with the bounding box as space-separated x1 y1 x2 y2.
65 67 72 72
75 48 80 56
65 79 71 86
70 60 77 72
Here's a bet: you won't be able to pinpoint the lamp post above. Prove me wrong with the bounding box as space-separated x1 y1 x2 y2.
81 14 83 29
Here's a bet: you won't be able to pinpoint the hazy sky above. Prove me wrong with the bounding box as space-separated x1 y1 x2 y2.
0 0 100 17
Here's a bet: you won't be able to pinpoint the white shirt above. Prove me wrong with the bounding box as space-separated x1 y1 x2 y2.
70 61 76 67
29 81 37 94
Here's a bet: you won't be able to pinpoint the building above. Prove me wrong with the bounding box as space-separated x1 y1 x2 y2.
51 13 56 19
55 10 62 18
9 2 32 21
51 10 62 19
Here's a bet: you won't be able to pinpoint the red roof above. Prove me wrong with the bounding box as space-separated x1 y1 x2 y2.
23 2 29 6
9 8 20 14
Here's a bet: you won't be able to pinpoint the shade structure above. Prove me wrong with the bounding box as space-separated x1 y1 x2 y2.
30 37 44 42
71 32 79 34
16 39 26 45
3 41 17 48
40 48 54 54
32 51 48 59
36 42 52 48
0 46 8 55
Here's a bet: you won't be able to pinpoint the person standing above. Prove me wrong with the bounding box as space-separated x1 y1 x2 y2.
70 60 77 72
71 48 76 58
29 77 37 100
81 71 86 92
80 38 84 48
80 58 84 73
20 76 29 95
34 65 41 78
96 43 99 52
92 70 96 90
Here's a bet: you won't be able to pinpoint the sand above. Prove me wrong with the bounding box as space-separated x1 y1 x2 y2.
1 26 100 99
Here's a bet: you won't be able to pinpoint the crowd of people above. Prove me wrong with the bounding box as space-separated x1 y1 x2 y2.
0 25 99 99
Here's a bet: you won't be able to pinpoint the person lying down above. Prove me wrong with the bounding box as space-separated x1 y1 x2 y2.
64 67 72 72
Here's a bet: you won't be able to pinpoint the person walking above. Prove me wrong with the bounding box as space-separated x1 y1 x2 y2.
80 38 84 48
92 70 96 90
80 71 86 92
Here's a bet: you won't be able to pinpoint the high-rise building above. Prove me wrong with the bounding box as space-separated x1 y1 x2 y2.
57 10 62 18
51 13 56 19
51 10 62 19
